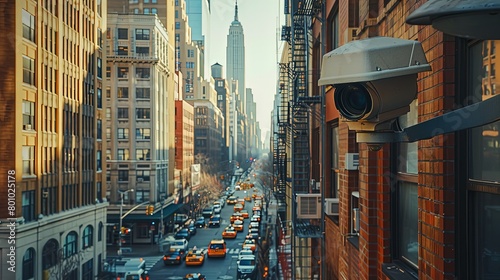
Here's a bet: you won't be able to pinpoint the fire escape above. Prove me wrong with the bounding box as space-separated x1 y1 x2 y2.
275 0 324 279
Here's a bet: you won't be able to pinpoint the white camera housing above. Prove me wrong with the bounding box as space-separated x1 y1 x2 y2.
318 37 431 131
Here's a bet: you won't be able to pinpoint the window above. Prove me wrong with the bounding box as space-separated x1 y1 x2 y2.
42 239 58 270
135 190 150 203
144 8 150 14
106 108 111 119
98 222 103 242
117 87 129 98
82 225 93 249
117 128 129 139
117 149 130 160
136 46 149 56
136 29 150 40
96 150 102 171
151 8 157 14
118 28 128 39
22 101 35 130
97 88 102 108
466 40 500 279
118 170 129 181
188 49 195 57
106 67 111 78
392 99 419 270
23 56 35 86
97 119 102 140
134 8 139 14
117 67 129 78
64 232 78 258
186 62 195 68
175 22 180 29
136 108 150 119
81 259 93 280
136 149 150 160
97 58 102 78
330 125 339 198
329 11 339 51
117 108 129 119
136 68 150 78
22 146 35 176
136 128 151 140
136 88 150 99
136 170 150 182
22 191 35 222
22 9 35 42
22 248 35 280
117 45 128 56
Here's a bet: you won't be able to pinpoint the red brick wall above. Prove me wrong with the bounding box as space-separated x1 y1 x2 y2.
321 0 458 279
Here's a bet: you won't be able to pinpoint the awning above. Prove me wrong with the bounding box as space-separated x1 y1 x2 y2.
107 203 185 224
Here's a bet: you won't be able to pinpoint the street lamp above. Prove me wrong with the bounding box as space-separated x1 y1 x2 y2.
118 189 134 256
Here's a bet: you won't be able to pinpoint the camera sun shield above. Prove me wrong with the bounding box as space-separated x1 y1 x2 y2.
319 36 431 131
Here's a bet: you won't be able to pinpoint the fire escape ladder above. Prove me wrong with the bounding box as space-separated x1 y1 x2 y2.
289 1 324 279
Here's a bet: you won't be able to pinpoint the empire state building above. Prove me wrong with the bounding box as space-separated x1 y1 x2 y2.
226 1 246 102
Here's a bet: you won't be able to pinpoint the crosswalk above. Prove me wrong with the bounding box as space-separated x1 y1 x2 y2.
142 255 164 271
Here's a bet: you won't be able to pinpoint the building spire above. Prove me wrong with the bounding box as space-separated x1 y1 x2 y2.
234 0 239 22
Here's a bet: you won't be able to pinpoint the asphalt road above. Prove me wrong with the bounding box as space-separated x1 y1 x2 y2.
147 189 260 280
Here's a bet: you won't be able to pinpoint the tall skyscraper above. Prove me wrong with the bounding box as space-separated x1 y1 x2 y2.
226 1 246 113
186 0 211 78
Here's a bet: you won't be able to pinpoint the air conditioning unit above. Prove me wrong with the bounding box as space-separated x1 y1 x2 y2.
24 124 32 130
137 178 144 183
325 198 339 216
296 193 321 219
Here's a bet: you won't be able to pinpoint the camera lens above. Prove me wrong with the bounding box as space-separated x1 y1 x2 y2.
334 83 372 120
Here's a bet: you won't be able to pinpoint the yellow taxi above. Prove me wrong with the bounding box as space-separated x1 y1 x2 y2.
230 212 244 223
242 239 256 252
222 227 237 239
240 210 249 219
237 198 246 207
185 249 205 266
244 196 252 202
234 203 244 212
232 219 244 232
227 196 238 205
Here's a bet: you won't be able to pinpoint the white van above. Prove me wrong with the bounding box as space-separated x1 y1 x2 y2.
112 258 146 280
164 237 189 255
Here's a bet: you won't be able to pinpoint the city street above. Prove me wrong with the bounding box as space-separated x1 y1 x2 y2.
146 189 260 280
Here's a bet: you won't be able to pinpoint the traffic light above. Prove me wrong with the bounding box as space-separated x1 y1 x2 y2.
121 227 126 235
148 205 154 215
146 206 150 215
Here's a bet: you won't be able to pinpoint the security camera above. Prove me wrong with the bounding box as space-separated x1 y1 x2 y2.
319 37 431 131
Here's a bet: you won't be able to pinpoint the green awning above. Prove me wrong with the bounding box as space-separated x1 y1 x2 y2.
107 203 185 224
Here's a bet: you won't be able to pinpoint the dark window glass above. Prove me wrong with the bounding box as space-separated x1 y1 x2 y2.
22 248 35 280
64 232 78 258
136 29 150 40
118 28 128 39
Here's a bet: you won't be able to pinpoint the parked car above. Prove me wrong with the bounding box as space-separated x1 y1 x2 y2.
238 249 255 260
237 255 257 279
184 221 197 236
213 204 222 214
164 237 189 258
175 228 191 240
208 215 221 228
163 249 184 265
202 207 214 218
194 217 206 228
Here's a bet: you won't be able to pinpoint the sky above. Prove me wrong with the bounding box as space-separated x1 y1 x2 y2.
208 0 283 145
